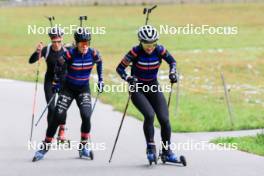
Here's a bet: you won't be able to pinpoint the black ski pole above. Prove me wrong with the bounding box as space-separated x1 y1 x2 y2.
167 83 173 108
109 92 132 163
174 74 180 118
87 91 101 145
90 91 100 117
35 93 56 127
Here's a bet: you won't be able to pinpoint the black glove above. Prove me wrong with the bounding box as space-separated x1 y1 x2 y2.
169 72 178 83
97 81 104 93
52 81 61 93
126 76 138 85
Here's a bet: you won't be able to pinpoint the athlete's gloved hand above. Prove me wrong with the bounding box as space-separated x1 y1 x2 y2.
36 42 43 54
169 72 178 83
126 76 138 85
97 81 104 93
52 81 61 93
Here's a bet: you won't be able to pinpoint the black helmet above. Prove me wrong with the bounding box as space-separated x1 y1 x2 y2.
48 27 64 39
74 27 91 43
138 25 159 43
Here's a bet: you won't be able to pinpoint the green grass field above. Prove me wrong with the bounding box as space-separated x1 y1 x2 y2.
212 132 264 156
0 4 264 132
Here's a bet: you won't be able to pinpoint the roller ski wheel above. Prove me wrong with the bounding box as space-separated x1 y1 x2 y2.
78 143 94 160
180 155 187 166
147 153 157 165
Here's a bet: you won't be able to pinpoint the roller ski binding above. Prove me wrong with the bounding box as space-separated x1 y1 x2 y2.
146 143 157 165
78 142 94 160
160 149 187 166
32 142 50 162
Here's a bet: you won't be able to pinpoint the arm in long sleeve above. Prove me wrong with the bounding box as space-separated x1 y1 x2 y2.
93 49 103 82
160 46 177 73
96 60 103 82
116 49 136 80
28 47 46 64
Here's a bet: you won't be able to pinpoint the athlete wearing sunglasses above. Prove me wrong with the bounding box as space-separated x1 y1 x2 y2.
116 25 178 164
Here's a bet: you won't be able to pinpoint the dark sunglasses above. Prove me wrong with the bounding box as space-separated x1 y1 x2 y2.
52 40 62 44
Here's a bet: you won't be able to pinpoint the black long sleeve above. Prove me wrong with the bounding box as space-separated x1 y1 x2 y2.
116 49 136 80
161 49 177 73
28 47 47 64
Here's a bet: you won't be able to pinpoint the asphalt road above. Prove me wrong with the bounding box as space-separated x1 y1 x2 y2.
0 79 263 176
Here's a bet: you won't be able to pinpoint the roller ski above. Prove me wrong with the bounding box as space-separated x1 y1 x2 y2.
159 149 187 166
56 126 71 147
146 143 157 165
78 142 94 160
32 142 49 162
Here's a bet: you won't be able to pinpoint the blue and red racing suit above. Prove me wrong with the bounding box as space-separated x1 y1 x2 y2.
116 44 176 151
45 47 103 143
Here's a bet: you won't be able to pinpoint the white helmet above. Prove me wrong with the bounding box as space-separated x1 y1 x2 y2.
138 25 159 43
